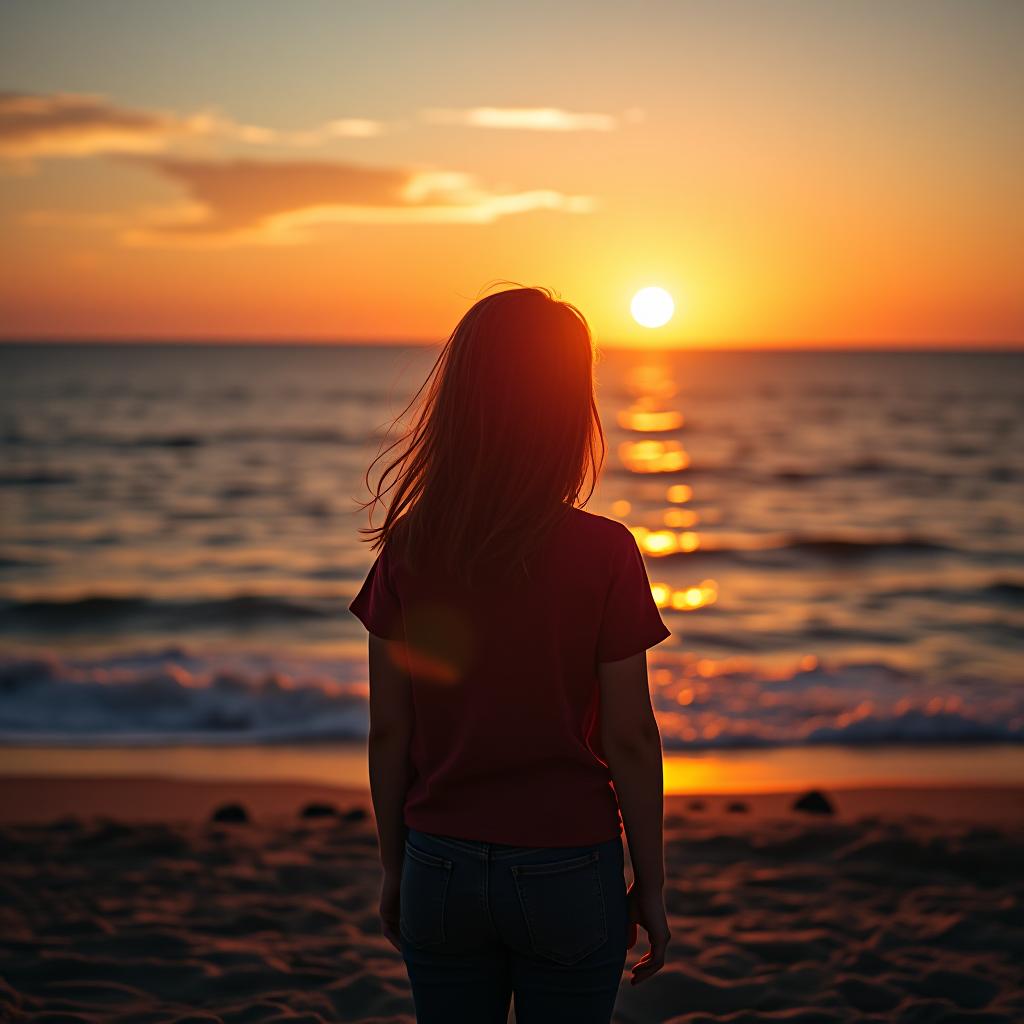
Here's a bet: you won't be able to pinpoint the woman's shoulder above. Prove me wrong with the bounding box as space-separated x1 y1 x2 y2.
562 506 632 546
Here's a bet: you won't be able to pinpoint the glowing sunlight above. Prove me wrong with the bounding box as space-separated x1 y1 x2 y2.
630 287 675 329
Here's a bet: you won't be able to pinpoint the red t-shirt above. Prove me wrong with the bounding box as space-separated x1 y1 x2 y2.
348 506 672 846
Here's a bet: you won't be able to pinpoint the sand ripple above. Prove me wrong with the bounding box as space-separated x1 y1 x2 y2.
1 804 1022 1022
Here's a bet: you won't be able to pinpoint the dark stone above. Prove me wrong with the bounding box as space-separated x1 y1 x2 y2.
342 806 368 822
299 802 338 819
210 803 249 824
793 789 835 815
687 800 706 811
726 801 749 813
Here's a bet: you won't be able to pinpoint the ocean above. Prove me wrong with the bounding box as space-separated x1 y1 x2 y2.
1 342 1022 787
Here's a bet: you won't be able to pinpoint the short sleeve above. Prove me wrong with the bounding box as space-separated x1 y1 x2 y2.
348 545 405 641
596 525 672 663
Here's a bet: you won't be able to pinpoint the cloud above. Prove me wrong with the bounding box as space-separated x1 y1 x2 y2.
420 106 622 131
0 92 637 173
190 113 383 146
4 92 599 246
0 91 385 167
0 91 192 163
118 156 594 247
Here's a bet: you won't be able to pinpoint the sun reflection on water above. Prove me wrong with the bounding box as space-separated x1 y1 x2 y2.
629 526 701 555
612 360 722 635
618 439 690 473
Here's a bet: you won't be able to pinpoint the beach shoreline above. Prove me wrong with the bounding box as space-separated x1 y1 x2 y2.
1 772 1023 826
2 739 1022 799
2 774 1022 1022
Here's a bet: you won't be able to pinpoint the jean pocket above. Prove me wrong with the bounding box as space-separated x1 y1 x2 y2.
511 850 607 965
400 840 453 949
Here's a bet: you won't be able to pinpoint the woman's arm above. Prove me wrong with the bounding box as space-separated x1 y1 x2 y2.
598 650 665 892
598 649 671 985
366 633 415 876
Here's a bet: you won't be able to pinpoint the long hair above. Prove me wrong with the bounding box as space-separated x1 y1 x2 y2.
355 283 606 587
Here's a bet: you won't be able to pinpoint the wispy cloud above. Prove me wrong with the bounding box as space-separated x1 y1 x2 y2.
0 92 638 169
197 114 383 146
116 157 594 247
420 106 632 131
0 91 385 168
0 91 193 163
6 92 599 247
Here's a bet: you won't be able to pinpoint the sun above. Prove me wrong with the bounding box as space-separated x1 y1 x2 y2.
631 286 675 328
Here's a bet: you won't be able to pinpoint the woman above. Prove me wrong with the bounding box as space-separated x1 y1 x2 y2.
349 284 672 1023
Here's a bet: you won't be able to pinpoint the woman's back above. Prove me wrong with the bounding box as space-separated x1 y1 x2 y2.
349 504 671 846
353 285 673 1010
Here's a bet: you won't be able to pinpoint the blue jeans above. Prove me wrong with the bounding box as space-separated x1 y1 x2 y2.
399 827 628 1023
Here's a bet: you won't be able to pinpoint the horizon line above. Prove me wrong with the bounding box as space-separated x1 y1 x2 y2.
1 336 1022 353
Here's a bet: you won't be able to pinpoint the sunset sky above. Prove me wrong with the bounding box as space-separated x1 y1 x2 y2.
1 0 1022 348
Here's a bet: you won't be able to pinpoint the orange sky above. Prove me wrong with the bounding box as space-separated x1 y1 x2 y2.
1 2 1022 347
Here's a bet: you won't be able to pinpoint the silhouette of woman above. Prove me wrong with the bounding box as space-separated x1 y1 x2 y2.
350 284 672 1023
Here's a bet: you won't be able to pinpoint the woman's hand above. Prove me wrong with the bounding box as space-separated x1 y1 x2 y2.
626 880 670 985
379 871 402 951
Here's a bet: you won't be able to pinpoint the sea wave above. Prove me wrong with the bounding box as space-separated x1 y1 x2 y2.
652 531 958 561
1 426 370 450
0 594 342 632
0 651 368 743
608 456 1018 484
0 650 1020 750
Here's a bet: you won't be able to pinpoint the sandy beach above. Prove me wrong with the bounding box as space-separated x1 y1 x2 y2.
1 776 1022 1023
